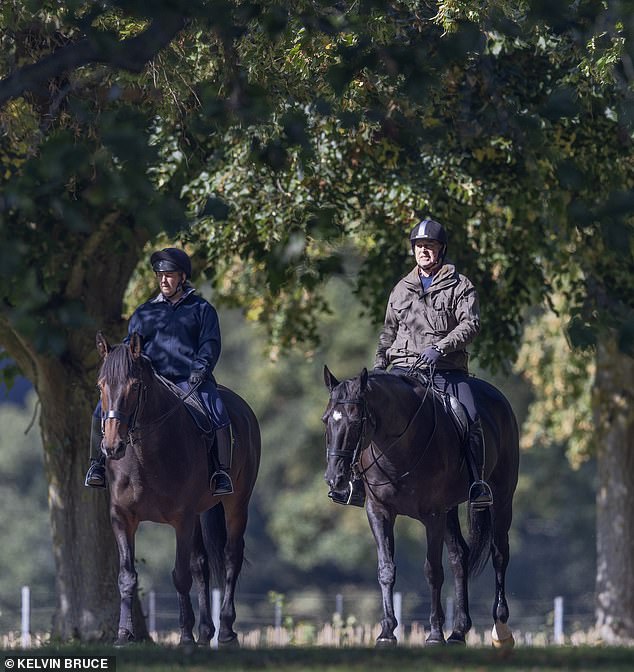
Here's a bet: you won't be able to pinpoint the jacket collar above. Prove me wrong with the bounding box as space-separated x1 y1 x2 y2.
403 263 458 293
151 285 196 306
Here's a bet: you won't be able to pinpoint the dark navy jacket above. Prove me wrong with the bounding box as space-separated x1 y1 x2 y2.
127 287 221 384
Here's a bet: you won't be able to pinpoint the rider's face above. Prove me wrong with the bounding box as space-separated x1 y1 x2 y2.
414 239 443 274
156 271 184 299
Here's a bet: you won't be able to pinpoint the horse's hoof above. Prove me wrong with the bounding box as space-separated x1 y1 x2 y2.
114 630 135 647
491 621 515 649
425 635 446 646
447 633 466 646
219 635 240 648
492 634 515 649
375 637 397 648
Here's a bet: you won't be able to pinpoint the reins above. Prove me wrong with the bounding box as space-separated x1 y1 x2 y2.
356 378 438 487
327 375 440 488
102 362 206 444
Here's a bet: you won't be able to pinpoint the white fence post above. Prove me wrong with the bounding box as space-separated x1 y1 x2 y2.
554 596 564 644
394 592 402 641
335 593 343 622
21 585 31 648
211 588 221 649
148 590 157 640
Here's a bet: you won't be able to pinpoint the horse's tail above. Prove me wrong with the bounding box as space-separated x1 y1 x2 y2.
467 506 493 577
201 503 227 588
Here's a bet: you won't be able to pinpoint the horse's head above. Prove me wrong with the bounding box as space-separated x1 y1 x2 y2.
322 365 370 499
96 331 147 460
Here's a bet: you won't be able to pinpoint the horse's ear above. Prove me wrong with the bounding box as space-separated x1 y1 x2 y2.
324 365 339 391
360 367 369 393
129 332 143 360
96 332 110 360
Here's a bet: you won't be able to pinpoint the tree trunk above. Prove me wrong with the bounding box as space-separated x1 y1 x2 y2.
37 353 149 641
594 339 634 642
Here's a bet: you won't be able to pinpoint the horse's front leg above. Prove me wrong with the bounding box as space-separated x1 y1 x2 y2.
424 512 447 645
172 513 197 646
366 501 398 647
444 507 471 645
111 511 139 645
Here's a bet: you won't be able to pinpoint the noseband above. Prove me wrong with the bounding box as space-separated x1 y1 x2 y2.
102 382 146 441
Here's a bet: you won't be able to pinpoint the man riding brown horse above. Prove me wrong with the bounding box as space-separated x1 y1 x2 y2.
85 247 233 495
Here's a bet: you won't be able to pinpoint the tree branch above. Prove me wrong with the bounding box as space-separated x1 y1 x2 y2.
0 12 186 108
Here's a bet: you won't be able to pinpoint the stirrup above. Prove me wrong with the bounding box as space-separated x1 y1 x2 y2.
469 480 493 510
328 480 365 508
210 470 234 495
84 459 106 489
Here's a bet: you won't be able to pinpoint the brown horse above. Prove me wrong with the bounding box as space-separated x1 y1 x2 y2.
96 332 260 646
323 367 519 648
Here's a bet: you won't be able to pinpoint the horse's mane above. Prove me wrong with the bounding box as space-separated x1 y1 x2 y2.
99 343 137 385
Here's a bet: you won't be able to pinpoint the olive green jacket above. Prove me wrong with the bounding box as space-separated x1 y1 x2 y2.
374 263 480 373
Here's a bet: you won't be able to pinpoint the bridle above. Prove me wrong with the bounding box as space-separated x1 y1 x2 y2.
101 379 146 441
325 397 372 468
325 380 438 487
101 360 204 445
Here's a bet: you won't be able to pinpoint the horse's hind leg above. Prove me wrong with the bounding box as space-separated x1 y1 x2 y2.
490 500 515 648
191 515 214 646
172 514 197 647
444 507 472 645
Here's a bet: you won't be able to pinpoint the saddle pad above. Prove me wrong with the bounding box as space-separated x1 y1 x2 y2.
156 374 214 435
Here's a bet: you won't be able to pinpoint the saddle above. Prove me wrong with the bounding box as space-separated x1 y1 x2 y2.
391 370 470 443
156 374 214 435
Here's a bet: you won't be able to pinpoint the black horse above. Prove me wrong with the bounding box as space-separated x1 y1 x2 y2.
97 332 261 646
323 366 519 647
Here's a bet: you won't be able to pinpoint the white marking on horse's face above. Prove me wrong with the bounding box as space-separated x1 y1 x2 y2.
332 410 343 422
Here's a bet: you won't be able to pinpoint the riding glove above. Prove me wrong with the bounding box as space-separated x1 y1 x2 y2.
420 345 443 366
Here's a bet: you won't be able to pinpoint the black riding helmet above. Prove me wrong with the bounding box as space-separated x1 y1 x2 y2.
409 219 447 261
150 248 192 279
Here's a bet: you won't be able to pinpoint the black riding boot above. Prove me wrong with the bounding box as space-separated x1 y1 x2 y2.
466 418 493 510
210 425 234 495
84 416 106 489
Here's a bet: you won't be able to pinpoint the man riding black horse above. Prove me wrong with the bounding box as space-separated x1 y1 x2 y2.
85 247 233 495
339 218 493 510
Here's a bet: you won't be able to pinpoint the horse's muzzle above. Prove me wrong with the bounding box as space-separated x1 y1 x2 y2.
102 440 126 460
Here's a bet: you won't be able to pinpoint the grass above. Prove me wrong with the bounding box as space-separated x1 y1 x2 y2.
3 644 634 672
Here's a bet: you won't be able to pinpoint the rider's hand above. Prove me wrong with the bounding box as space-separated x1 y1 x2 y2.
420 346 443 366
188 370 205 387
